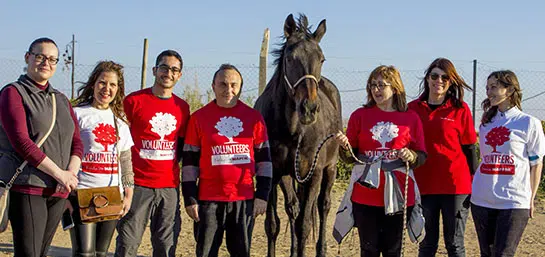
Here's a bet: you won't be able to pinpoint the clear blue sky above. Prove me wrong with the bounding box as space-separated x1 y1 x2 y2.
1 0 545 120
2 0 545 69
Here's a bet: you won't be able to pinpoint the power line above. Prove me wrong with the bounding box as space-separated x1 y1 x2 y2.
523 90 545 102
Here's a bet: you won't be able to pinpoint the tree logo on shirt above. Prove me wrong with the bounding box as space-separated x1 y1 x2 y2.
93 123 116 151
149 112 177 140
485 126 510 153
370 121 399 149
215 116 244 144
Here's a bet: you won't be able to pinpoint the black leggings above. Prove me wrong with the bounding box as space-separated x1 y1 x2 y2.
69 196 117 257
8 191 66 257
353 202 413 257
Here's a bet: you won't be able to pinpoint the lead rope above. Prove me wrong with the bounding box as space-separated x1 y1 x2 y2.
294 133 409 257
294 133 388 184
400 160 410 257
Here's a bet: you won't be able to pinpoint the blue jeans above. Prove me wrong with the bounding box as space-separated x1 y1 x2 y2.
418 194 470 257
471 203 529 257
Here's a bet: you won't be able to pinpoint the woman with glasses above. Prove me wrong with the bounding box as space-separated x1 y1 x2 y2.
69 61 134 257
471 70 544 257
408 58 478 257
0 37 82 257
334 65 427 257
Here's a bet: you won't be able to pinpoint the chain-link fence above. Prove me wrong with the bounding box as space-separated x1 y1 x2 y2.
2 58 544 126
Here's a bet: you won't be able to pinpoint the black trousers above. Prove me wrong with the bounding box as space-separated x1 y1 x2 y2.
194 200 254 257
8 191 66 257
352 202 413 257
471 203 529 257
419 194 470 257
69 195 117 257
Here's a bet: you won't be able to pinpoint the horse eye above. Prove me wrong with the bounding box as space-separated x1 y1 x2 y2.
321 59 326 64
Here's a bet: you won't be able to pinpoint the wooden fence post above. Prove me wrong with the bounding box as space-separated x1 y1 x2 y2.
258 28 270 96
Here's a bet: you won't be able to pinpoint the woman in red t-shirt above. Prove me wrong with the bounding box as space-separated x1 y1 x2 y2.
335 65 427 257
408 58 478 257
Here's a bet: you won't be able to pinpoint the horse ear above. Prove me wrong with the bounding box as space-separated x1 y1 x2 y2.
313 19 326 42
284 14 296 38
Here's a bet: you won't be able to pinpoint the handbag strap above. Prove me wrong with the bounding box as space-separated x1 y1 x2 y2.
5 92 57 189
112 112 121 187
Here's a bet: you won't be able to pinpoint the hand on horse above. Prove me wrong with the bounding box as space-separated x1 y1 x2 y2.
334 131 350 150
253 198 267 217
397 148 416 163
185 204 200 222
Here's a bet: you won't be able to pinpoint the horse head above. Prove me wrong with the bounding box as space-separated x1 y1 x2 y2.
279 14 326 125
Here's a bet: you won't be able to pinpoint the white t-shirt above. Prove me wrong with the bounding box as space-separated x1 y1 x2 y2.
74 105 133 190
471 107 545 209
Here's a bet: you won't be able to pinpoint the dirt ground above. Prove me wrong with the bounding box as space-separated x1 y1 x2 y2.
2 182 545 256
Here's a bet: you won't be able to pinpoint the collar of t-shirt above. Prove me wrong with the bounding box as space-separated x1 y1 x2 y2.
420 98 450 111
494 106 520 120
212 99 240 109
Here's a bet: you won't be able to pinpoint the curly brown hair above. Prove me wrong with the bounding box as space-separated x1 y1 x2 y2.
73 60 128 124
481 70 522 126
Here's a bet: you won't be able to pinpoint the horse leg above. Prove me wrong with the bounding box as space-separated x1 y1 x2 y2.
316 165 336 257
265 183 280 257
280 175 299 256
295 172 323 257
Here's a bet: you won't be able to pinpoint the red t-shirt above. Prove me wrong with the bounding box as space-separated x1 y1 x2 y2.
346 106 426 207
124 88 190 188
408 99 477 195
184 101 268 201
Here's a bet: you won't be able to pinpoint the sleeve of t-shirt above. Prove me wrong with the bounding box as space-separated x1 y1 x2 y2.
526 117 545 166
345 110 361 149
178 102 190 138
119 121 134 152
253 114 272 201
460 103 477 145
410 112 427 153
181 114 201 206
123 96 135 124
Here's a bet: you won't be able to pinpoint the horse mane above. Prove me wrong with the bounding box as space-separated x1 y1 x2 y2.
271 14 314 68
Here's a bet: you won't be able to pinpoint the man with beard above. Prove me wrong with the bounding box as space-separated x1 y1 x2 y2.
115 50 190 257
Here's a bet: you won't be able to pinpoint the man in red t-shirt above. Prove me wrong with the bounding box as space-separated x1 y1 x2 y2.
182 64 272 257
115 50 190 257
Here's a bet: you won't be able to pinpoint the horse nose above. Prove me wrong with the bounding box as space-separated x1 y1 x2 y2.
302 99 318 115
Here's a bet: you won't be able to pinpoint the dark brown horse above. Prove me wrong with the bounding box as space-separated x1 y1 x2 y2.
254 14 342 257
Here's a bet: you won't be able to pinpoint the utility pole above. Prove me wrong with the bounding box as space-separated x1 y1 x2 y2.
63 35 76 99
71 34 75 99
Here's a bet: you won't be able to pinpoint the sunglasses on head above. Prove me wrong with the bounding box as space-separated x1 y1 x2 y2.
430 73 450 82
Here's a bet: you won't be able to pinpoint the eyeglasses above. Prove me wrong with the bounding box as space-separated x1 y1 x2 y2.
368 82 391 90
430 73 450 82
28 52 59 65
156 64 181 74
